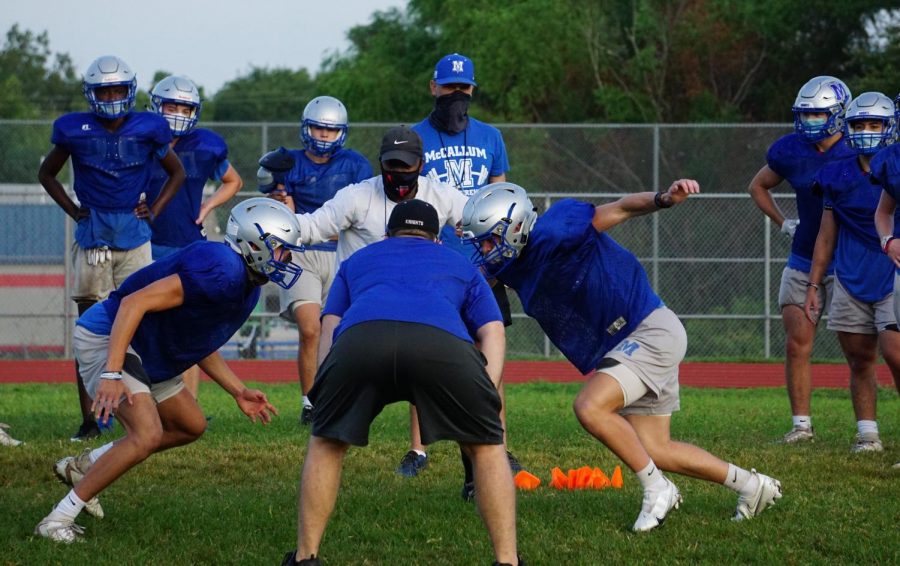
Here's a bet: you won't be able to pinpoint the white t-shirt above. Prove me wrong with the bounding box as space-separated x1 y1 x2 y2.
295 175 469 267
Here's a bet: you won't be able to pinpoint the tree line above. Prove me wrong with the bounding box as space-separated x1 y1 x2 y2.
2 1 899 124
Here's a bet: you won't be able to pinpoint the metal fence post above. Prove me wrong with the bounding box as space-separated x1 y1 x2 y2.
652 124 660 290
63 160 74 358
261 123 269 156
764 216 771 358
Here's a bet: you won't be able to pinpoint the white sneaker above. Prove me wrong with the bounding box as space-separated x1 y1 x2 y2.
34 515 85 543
632 478 682 532
0 422 23 446
781 426 814 444
851 433 884 454
54 450 104 519
733 470 782 521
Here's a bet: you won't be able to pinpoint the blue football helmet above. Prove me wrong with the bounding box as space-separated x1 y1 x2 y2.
791 76 852 143
82 55 137 119
844 92 896 154
460 182 538 271
224 198 306 289
300 96 348 157
151 75 201 136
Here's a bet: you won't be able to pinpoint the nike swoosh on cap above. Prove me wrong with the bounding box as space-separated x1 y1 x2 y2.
393 140 408 144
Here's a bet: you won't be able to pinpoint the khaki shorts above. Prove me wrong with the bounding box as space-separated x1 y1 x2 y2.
826 276 896 334
73 325 184 403
278 249 336 321
602 307 686 416
779 267 833 313
72 241 152 303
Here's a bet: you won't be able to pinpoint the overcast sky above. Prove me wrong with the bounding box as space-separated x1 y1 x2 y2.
6 0 409 94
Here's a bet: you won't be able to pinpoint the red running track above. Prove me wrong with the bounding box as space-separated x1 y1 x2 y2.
0 360 896 388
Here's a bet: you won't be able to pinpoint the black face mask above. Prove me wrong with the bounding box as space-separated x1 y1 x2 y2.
429 91 471 135
382 169 419 202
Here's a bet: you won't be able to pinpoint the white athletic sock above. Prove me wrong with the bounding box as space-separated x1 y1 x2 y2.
302 395 313 408
636 461 667 491
412 449 427 458
723 463 755 495
51 489 86 521
857 420 879 437
89 441 114 464
792 416 811 430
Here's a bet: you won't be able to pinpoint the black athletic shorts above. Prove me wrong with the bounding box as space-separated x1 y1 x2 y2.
308 320 504 447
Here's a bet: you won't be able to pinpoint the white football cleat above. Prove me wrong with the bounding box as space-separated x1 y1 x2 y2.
781 426 814 444
54 450 104 519
850 433 883 454
34 515 85 543
733 470 782 521
633 477 682 532
0 423 23 446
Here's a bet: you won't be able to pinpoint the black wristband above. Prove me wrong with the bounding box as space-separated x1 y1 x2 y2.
654 192 673 209
805 281 820 291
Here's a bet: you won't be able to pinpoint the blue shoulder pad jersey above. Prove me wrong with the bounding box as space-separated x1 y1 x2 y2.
413 117 510 255
51 111 173 250
278 148 373 252
146 128 230 248
766 133 855 273
492 199 662 374
323 237 502 343
816 158 898 302
76 241 260 381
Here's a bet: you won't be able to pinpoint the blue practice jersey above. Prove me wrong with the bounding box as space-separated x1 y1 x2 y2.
277 148 373 252
52 111 172 249
146 128 229 248
414 117 510 255
816 158 897 302
766 133 855 273
76 241 260 381
871 143 900 243
493 199 663 375
323 237 502 343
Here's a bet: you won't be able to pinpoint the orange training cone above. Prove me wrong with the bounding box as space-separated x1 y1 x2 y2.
574 466 593 489
610 465 624 488
566 468 579 490
550 467 568 490
514 470 541 490
589 467 611 489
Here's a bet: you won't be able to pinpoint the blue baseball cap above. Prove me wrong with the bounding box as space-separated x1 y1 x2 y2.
433 53 477 86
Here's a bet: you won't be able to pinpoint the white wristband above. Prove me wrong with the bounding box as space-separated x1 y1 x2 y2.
100 371 123 381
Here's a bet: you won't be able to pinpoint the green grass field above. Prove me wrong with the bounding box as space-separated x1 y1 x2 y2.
1 381 898 565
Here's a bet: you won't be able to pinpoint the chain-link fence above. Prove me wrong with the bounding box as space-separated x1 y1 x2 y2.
0 120 843 361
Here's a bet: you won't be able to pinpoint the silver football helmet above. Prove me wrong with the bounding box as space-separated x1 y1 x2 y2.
844 92 896 154
224 198 305 289
151 75 201 136
82 55 137 118
300 96 348 157
792 76 852 143
461 182 538 270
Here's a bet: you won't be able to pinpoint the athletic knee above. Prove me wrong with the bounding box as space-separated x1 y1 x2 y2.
785 335 813 358
572 392 616 429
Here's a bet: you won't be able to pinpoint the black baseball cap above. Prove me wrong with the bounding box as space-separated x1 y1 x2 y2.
387 199 440 237
380 125 423 167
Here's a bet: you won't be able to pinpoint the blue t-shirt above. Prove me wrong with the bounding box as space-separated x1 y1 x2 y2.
766 133 855 273
870 144 900 274
52 111 172 249
816 158 897 302
275 148 373 252
76 241 260 381
492 199 663 375
146 128 229 248
413 117 509 255
323 237 502 343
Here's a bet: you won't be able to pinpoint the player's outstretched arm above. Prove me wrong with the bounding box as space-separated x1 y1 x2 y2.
475 321 506 389
592 178 700 233
198 351 278 424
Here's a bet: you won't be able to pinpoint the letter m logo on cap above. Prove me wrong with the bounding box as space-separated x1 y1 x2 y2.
452 60 464 73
